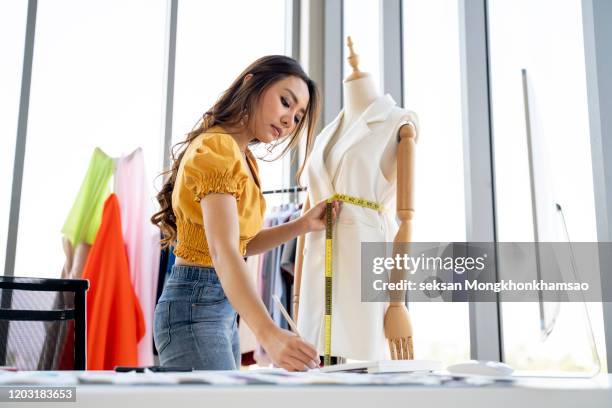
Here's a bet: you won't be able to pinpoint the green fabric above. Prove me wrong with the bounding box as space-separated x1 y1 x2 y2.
61 148 115 246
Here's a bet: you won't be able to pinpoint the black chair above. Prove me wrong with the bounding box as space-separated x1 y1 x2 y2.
0 276 88 370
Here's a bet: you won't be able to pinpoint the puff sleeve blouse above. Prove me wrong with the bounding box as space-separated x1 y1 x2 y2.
171 125 266 266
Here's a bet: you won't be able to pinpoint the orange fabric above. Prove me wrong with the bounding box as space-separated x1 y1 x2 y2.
82 194 145 370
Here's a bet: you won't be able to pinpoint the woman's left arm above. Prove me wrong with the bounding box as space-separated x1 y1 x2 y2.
245 199 341 256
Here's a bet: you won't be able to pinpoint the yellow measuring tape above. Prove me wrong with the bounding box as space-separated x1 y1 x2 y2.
323 193 385 366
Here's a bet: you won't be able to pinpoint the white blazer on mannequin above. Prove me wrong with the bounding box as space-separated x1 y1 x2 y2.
299 94 418 360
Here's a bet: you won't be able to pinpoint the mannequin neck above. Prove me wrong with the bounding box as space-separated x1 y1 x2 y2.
322 73 381 166
342 74 380 125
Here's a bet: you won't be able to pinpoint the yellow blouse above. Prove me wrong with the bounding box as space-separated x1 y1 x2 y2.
172 125 266 266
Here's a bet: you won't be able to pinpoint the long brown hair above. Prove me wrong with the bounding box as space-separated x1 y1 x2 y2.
151 55 320 248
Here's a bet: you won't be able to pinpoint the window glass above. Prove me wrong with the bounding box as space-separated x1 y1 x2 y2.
343 0 382 91
14 0 167 278
402 0 469 365
0 0 27 273
173 0 289 208
489 0 607 373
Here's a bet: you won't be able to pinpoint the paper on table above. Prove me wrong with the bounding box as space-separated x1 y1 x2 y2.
171 371 247 385
230 368 442 385
77 372 116 384
0 370 505 387
0 371 78 385
78 370 178 385
319 360 442 374
113 369 178 385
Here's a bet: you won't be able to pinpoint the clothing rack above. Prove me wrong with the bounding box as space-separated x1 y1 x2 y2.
261 186 307 195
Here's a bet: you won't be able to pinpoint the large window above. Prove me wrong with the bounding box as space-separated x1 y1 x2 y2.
402 0 470 365
489 0 607 373
172 0 289 208
0 1 28 272
343 0 382 91
14 0 167 278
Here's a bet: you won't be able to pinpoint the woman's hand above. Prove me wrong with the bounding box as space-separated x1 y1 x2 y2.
259 326 319 371
299 199 342 233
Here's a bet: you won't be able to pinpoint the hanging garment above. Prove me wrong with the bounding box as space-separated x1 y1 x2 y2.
38 148 114 369
280 209 301 278
272 205 296 329
156 244 176 306
239 255 261 356
280 209 301 318
61 147 115 265
298 94 418 360
153 245 175 357
250 204 298 366
260 217 282 327
258 217 276 320
113 148 161 366
276 205 298 327
259 204 295 329
254 219 272 366
82 194 145 370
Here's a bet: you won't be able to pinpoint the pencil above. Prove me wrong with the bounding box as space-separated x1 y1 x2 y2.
272 294 301 336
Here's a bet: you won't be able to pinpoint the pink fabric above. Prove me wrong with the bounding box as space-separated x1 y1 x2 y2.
114 148 161 366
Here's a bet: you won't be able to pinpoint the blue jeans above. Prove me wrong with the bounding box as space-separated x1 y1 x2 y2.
153 265 240 370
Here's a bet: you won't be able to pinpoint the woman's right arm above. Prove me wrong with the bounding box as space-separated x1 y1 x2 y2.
200 193 319 371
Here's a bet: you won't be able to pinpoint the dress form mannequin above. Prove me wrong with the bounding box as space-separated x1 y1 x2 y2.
325 38 380 154
294 37 417 361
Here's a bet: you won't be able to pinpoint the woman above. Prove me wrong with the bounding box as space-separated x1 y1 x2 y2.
151 55 341 371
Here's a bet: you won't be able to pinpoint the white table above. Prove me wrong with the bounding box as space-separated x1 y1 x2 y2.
3 372 611 408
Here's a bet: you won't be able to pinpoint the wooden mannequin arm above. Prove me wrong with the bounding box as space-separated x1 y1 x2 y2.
391 121 417 304
384 121 417 360
293 195 311 323
396 121 417 239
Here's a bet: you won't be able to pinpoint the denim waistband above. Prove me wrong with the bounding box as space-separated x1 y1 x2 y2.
169 264 220 285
